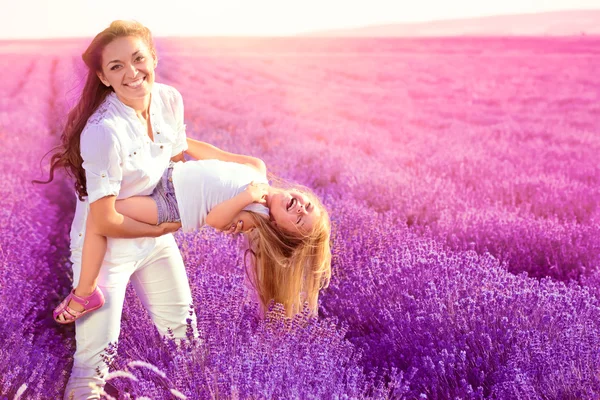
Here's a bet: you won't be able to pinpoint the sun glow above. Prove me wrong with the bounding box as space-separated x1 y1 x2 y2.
0 0 599 39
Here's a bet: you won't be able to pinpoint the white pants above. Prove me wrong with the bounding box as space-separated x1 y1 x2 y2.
64 235 196 400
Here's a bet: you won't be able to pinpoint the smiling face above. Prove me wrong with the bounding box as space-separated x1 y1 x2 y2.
96 35 156 107
268 189 322 235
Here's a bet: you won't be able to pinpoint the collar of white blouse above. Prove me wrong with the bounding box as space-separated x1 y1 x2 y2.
107 85 162 141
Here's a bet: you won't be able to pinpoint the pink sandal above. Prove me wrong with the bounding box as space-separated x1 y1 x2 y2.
53 287 105 324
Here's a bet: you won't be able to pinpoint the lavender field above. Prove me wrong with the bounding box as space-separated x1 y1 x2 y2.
1 37 600 399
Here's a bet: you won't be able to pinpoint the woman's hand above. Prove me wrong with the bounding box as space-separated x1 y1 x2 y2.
158 221 182 235
245 181 268 204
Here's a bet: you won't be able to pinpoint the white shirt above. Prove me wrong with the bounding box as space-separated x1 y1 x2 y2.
171 159 269 233
69 83 188 263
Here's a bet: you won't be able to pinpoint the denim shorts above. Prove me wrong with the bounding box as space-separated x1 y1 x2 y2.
149 162 181 224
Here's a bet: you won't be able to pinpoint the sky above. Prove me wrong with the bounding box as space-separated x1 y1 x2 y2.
1 0 599 39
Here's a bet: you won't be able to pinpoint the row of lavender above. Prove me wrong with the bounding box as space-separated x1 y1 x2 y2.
1 38 599 398
0 54 79 396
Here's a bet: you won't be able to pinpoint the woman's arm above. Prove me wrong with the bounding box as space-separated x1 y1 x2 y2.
90 195 179 238
171 151 186 163
205 182 268 231
185 138 266 175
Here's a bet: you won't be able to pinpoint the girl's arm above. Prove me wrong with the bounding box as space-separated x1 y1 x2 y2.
218 210 258 233
185 138 266 175
205 183 268 231
89 195 180 238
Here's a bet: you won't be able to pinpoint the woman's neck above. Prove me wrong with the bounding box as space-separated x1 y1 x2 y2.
117 94 151 119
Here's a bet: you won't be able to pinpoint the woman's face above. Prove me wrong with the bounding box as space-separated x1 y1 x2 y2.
268 189 321 235
97 36 156 106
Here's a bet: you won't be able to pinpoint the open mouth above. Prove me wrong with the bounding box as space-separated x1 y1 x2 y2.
286 197 297 211
124 76 146 89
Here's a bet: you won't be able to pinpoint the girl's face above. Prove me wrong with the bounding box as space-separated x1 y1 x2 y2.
97 36 156 107
268 189 321 235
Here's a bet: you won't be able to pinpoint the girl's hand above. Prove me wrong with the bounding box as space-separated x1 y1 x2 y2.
245 181 268 204
224 220 244 235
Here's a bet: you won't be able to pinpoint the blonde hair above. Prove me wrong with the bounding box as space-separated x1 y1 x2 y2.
243 189 332 318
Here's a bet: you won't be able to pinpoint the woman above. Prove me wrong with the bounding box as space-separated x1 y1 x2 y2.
40 20 198 399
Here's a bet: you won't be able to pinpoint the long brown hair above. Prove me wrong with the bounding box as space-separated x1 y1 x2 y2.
244 189 332 318
33 20 156 200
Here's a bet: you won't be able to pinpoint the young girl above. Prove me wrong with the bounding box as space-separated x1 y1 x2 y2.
53 139 332 323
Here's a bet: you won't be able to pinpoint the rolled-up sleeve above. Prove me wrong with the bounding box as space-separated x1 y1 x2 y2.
169 87 188 156
80 123 122 203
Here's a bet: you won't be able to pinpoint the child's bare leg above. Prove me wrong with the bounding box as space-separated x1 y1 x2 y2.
76 196 157 292
55 215 107 321
76 215 106 297
115 196 159 225
57 196 158 321
75 196 158 296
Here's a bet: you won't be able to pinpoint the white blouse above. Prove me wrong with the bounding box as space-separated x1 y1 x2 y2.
69 83 188 263
171 159 269 233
